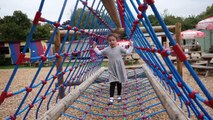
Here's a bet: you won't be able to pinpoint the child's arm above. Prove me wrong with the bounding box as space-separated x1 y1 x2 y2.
126 46 133 54
120 41 134 54
94 46 102 55
93 42 102 55
126 41 134 54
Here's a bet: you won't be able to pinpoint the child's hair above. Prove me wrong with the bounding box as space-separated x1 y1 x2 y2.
106 33 120 41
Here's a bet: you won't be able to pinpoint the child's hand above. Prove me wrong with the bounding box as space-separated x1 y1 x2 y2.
129 40 133 47
92 42 97 48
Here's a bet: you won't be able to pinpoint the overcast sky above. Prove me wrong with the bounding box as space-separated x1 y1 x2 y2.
0 0 212 22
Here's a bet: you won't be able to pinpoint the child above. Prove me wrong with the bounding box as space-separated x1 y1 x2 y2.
93 33 133 104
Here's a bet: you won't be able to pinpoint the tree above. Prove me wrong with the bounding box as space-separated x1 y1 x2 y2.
147 4 213 31
148 14 160 26
199 4 213 19
205 4 213 17
0 11 32 41
182 16 199 30
63 8 111 29
181 4 213 30
164 15 183 26
33 23 54 40
63 8 93 29
148 10 183 27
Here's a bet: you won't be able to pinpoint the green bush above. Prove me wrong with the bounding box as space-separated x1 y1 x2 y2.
0 57 11 66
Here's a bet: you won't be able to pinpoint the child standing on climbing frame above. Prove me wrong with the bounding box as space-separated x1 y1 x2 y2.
93 33 133 104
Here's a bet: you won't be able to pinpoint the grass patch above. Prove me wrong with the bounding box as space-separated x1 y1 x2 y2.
0 65 16 69
101 61 108 67
0 64 38 69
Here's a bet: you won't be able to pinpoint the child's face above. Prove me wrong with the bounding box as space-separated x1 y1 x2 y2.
107 36 117 48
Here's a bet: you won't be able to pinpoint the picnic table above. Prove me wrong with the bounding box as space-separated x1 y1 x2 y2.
201 53 213 76
201 53 213 65
192 53 213 77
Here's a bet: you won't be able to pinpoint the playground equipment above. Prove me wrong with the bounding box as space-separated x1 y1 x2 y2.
0 0 212 119
0 40 52 65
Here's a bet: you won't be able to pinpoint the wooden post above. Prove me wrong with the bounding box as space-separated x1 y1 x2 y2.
54 29 64 99
141 25 176 33
162 36 167 48
175 23 183 77
143 66 188 120
102 0 122 28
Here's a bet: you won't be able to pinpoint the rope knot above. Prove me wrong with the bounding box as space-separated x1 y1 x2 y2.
25 86 32 93
40 55 47 61
82 1 87 5
33 11 41 25
39 17 46 22
168 74 173 80
137 13 143 19
54 22 60 27
10 115 16 120
53 75 57 79
55 53 60 58
67 25 72 30
52 89 56 93
133 19 139 25
161 49 170 57
198 113 204 120
80 29 85 33
161 70 166 74
64 53 68 57
73 27 78 32
146 0 155 5
177 82 183 88
72 52 77 56
189 91 198 99
28 103 34 108
177 93 182 96
42 80 47 85
84 110 88 114
142 116 147 120
151 48 156 53
0 91 7 105
42 95 46 100
204 99 213 108
138 4 148 12
186 101 190 106
123 105 127 110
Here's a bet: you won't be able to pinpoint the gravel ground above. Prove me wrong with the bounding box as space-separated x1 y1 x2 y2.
0 63 212 119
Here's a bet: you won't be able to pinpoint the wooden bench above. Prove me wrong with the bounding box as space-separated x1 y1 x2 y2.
191 64 213 77
193 61 208 65
188 58 201 63
131 53 140 63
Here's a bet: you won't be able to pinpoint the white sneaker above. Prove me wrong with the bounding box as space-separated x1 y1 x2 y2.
109 97 114 105
117 96 122 102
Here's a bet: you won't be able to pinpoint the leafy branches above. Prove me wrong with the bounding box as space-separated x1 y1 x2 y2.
0 11 31 41
148 4 213 31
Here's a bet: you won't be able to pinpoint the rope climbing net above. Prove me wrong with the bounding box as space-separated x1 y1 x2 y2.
60 68 168 120
0 0 212 119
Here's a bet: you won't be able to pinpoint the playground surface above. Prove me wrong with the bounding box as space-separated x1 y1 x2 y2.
0 62 213 119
